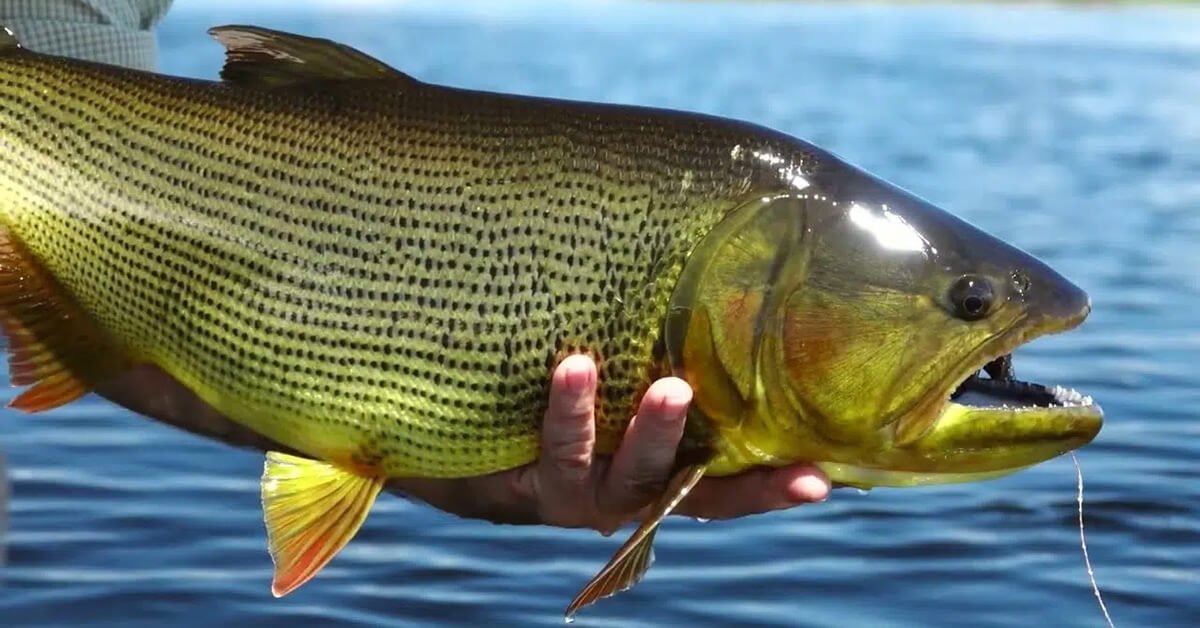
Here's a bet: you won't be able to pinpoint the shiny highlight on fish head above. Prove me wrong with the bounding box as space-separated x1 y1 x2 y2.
669 149 1102 486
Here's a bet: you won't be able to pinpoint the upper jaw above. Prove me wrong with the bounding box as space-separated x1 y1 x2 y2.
944 291 1095 409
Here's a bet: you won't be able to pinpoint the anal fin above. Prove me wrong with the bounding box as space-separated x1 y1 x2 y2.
262 451 384 597
0 226 125 411
565 464 707 620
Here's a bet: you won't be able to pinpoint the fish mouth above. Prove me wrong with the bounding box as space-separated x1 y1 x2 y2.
940 301 1100 420
948 352 1096 411
874 310 1103 488
896 310 1101 448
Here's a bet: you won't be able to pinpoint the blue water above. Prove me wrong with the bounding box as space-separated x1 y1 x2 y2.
2 2 1198 626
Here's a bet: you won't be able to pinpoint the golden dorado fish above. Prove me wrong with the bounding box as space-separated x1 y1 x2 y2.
0 25 1102 617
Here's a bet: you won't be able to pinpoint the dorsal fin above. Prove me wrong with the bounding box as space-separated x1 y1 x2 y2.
207 25 418 88
1 26 21 52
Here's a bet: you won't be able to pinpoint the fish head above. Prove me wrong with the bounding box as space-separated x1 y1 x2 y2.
668 149 1102 486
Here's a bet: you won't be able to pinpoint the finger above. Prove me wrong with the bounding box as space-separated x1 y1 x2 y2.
675 464 830 520
598 377 691 514
537 354 598 485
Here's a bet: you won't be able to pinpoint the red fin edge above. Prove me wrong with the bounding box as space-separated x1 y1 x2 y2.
261 451 384 597
0 225 124 412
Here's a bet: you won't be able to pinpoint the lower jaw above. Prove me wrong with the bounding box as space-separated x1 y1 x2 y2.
815 461 1030 489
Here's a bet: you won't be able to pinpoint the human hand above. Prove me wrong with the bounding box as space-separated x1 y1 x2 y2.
369 355 830 530
96 356 830 530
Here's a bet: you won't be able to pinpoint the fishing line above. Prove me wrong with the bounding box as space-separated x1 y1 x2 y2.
1073 452 1114 628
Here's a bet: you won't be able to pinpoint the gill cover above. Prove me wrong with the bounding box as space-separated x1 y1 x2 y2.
664 193 809 438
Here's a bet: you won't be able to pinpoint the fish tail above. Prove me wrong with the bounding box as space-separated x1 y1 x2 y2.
0 224 129 412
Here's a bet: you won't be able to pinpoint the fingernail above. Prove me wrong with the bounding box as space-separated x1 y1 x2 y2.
564 362 594 394
660 379 692 409
794 475 830 503
666 391 692 410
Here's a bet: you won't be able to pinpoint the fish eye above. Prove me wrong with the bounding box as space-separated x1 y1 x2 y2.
949 275 995 321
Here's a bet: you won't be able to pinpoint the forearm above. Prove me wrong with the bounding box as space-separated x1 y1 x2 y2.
0 0 173 70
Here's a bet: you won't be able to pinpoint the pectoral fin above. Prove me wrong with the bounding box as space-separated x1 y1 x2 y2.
261 451 384 597
565 464 707 620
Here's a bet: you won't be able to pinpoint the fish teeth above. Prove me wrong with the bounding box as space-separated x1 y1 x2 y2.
1051 385 1093 407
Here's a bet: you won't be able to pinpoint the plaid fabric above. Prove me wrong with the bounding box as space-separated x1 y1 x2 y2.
0 0 174 70
0 0 174 569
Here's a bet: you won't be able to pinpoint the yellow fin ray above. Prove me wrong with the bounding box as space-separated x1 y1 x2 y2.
261 451 384 597
0 226 126 412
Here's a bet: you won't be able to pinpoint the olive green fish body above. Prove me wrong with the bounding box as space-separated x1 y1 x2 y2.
0 25 1104 613
0 45 802 477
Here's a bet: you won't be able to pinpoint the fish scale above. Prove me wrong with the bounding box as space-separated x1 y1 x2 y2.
0 41 781 477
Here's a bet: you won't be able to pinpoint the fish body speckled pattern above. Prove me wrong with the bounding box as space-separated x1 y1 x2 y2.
0 27 805 478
